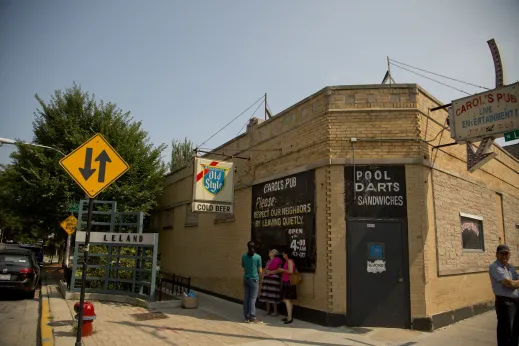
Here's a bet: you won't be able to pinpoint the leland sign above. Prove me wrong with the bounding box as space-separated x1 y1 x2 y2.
75 231 156 245
192 158 234 214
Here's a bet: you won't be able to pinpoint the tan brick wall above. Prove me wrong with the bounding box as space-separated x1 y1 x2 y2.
158 168 329 312
327 165 346 313
405 165 427 317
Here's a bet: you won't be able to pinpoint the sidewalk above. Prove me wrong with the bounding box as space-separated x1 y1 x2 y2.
42 268 497 345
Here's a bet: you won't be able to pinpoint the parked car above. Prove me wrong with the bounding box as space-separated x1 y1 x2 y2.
18 244 44 266
0 246 41 298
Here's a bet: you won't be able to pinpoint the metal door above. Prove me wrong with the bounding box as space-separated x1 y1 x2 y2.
347 220 410 328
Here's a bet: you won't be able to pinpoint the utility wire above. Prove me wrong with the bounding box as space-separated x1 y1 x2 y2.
389 58 490 90
196 95 265 150
236 100 265 136
389 62 472 96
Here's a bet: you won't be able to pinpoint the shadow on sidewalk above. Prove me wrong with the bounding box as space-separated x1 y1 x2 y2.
110 320 364 346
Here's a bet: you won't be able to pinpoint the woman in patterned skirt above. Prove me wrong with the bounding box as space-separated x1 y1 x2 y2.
259 249 282 316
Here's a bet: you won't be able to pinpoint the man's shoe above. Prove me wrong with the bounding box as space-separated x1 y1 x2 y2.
249 318 263 324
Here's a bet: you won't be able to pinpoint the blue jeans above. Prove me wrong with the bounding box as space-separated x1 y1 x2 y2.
243 278 259 319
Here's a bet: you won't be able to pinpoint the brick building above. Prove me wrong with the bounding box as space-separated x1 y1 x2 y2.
154 84 519 331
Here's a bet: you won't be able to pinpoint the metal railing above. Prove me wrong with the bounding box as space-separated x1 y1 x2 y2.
156 272 191 301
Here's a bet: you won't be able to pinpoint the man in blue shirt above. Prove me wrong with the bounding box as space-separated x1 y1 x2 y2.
241 241 263 323
489 244 519 345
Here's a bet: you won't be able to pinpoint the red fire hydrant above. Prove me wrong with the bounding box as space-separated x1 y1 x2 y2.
74 301 96 337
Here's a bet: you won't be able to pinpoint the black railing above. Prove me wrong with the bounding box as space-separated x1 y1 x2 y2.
156 273 191 301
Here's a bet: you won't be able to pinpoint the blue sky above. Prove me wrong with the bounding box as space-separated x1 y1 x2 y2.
1 0 518 166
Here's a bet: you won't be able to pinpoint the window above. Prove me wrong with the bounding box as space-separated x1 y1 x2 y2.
185 203 198 227
162 209 174 231
460 212 484 251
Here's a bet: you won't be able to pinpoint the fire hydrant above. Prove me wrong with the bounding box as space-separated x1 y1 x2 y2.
74 301 96 337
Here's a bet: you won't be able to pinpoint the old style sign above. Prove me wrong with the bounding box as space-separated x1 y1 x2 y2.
449 82 519 142
60 215 78 236
60 134 130 198
192 157 234 214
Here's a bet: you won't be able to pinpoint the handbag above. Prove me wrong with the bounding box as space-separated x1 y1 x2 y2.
289 260 302 286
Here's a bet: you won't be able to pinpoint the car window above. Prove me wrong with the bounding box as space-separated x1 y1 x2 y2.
0 254 31 267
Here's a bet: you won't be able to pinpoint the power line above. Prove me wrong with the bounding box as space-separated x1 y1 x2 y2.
196 95 265 150
236 100 265 137
389 62 472 96
389 58 490 90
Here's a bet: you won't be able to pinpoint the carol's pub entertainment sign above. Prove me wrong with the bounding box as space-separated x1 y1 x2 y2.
345 165 407 218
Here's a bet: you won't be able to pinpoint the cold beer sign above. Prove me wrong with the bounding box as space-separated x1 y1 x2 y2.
192 157 234 214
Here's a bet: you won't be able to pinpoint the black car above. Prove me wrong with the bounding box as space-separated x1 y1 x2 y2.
0 246 41 298
18 244 44 266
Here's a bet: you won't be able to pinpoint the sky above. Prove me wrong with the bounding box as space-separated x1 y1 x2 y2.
1 0 518 166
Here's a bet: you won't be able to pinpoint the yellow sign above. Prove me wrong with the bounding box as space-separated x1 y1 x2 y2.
60 133 129 198
60 215 78 235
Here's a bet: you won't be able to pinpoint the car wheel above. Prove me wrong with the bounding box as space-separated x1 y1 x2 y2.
25 290 36 299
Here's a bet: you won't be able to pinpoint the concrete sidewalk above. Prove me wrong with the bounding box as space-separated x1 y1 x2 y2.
42 268 497 345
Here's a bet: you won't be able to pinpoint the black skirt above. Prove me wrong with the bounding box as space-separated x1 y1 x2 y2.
281 281 297 300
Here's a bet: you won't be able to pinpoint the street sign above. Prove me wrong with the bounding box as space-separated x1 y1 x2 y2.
60 215 78 236
69 202 80 213
504 129 519 142
449 82 519 143
59 134 130 198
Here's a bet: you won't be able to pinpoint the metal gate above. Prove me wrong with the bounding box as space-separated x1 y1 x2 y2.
70 200 159 300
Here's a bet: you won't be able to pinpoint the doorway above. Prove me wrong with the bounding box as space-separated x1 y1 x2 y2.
346 219 410 328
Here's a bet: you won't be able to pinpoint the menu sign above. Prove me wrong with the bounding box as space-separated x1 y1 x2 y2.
345 165 407 218
251 170 316 272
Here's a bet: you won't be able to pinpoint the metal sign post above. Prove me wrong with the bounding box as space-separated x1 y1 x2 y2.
464 39 506 172
75 198 93 346
59 133 129 345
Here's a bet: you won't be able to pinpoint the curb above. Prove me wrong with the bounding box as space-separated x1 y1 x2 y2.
40 274 55 346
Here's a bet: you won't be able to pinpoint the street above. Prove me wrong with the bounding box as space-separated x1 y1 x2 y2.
0 290 40 346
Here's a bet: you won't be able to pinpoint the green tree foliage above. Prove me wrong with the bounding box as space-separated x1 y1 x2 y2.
0 83 167 241
170 137 194 172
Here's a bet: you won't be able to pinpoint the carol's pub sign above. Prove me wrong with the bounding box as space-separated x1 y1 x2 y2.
192 157 235 214
345 165 407 218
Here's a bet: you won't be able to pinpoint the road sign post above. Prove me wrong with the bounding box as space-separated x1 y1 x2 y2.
60 214 78 268
75 198 94 346
59 133 129 346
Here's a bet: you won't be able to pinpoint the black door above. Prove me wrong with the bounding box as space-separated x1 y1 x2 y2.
347 220 410 328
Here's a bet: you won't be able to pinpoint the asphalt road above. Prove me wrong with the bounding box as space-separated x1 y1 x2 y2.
0 290 40 346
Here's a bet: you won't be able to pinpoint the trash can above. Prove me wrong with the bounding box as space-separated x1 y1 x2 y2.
181 296 199 309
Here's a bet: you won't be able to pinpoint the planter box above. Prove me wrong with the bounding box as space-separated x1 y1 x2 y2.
181 296 199 309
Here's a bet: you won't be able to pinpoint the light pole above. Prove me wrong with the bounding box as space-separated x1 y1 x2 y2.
0 137 66 156
0 137 72 266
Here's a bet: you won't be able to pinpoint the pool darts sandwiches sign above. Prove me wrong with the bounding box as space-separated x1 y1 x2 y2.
192 157 234 214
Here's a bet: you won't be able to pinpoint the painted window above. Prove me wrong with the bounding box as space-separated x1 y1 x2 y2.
460 212 484 251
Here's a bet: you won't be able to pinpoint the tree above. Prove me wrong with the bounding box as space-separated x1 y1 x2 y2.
170 137 194 172
0 83 167 240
